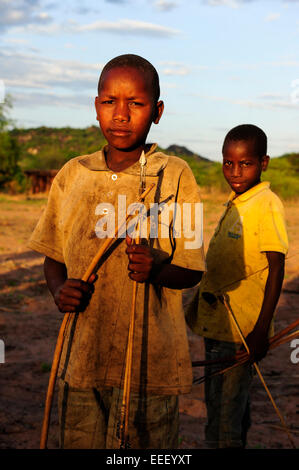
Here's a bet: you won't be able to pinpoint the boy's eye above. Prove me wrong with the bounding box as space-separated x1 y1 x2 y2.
129 101 143 107
241 161 251 167
101 100 114 104
223 161 232 166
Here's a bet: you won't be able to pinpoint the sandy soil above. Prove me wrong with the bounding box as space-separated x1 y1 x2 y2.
0 192 298 449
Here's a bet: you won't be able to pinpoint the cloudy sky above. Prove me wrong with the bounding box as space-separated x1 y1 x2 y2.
1 0 299 160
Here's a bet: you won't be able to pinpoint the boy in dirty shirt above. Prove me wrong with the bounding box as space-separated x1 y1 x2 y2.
28 54 206 449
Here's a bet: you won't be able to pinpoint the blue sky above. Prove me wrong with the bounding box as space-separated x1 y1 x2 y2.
0 0 299 161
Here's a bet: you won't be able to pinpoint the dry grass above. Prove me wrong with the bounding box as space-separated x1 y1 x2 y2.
0 191 298 449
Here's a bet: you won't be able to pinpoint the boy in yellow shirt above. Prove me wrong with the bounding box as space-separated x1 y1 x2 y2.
187 124 288 448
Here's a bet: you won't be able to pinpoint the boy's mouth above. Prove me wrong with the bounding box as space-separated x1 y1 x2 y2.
229 181 247 191
229 180 245 186
108 127 132 137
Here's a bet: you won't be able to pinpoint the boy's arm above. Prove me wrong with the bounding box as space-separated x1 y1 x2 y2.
149 263 203 289
125 237 202 289
44 256 97 313
240 251 285 362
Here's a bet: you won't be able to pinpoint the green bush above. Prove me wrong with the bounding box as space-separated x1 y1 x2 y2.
12 125 106 171
0 132 21 186
262 153 299 199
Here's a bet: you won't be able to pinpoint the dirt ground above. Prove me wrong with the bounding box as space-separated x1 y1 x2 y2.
0 191 298 450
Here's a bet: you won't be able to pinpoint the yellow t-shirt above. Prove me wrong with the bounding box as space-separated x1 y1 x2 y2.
28 144 206 394
187 182 288 343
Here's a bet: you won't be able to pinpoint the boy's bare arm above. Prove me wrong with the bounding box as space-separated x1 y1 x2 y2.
125 236 202 289
240 251 285 362
150 263 203 289
44 256 96 313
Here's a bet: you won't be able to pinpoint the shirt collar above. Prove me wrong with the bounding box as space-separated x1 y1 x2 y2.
78 143 168 176
226 181 271 205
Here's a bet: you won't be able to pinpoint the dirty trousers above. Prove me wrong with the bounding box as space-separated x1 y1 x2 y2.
204 338 253 448
58 379 179 449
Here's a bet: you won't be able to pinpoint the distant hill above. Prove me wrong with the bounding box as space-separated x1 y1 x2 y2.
10 126 106 171
11 127 214 169
8 126 299 198
165 144 211 163
164 144 226 191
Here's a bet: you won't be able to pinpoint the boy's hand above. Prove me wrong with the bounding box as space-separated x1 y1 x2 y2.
125 235 153 283
54 274 97 313
237 328 269 363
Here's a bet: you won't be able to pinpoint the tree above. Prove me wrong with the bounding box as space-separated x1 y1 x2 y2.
0 95 21 188
0 94 14 132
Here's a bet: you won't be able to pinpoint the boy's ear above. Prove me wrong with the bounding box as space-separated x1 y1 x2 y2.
261 155 270 171
95 96 100 121
153 100 164 125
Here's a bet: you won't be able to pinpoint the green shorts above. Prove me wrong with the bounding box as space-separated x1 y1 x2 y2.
58 379 179 449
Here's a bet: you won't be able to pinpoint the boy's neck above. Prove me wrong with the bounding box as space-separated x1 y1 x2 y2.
105 145 146 172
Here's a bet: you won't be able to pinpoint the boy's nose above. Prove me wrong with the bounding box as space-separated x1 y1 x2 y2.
231 164 242 177
113 102 129 122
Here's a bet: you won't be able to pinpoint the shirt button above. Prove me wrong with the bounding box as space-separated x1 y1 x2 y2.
111 174 117 181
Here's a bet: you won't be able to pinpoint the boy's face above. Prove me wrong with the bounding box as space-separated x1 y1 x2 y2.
222 140 269 195
95 66 163 152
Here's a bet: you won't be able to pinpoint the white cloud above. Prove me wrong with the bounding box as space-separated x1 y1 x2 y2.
73 19 180 37
204 60 299 71
160 61 208 76
0 0 52 32
154 0 178 11
265 13 281 22
267 60 299 67
0 50 102 92
162 67 189 75
205 0 299 6
3 37 30 46
258 92 285 100
234 98 298 109
193 92 299 110
38 12 51 20
12 91 92 109
205 0 241 8
12 18 181 37
0 49 102 112
160 61 190 75
160 81 178 89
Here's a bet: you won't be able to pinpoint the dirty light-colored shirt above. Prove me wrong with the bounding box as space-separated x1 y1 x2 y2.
187 182 288 343
28 144 206 394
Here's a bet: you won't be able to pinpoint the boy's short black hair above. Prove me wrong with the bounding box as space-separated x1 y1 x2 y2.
98 54 160 102
222 124 267 159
